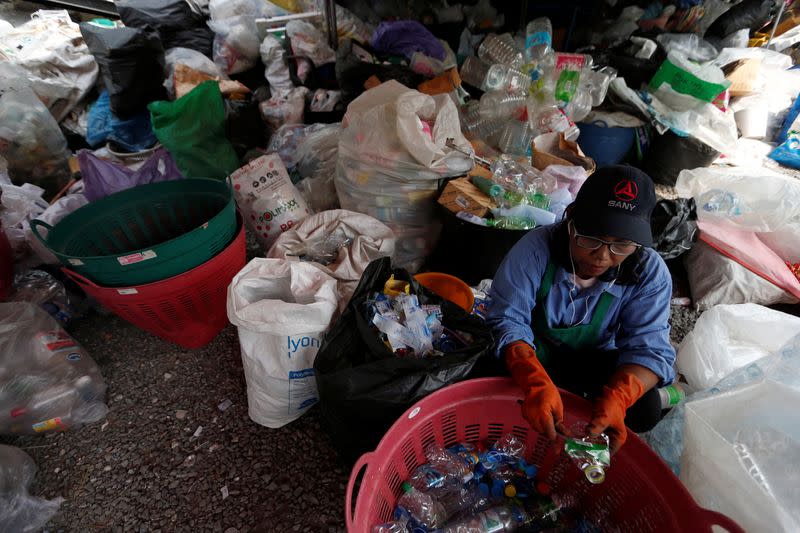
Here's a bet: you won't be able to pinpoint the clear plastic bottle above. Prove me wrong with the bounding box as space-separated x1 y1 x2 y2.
564 88 592 123
479 92 527 122
371 520 408 533
478 33 525 68
530 104 580 141
485 64 531 93
425 445 474 482
460 101 505 142
440 504 528 533
525 17 553 62
563 433 611 485
397 482 446 529
497 120 535 157
460 56 491 90
698 189 743 216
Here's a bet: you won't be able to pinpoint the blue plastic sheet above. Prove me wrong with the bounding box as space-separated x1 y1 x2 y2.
86 91 157 153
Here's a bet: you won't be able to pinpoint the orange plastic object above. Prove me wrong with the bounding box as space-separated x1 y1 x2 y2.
414 272 474 312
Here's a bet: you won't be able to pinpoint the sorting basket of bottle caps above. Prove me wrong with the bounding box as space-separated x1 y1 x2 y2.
346 377 744 533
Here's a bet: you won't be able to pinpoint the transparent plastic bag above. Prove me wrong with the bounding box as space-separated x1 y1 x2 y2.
0 302 108 435
259 86 309 131
260 35 295 95
163 46 226 98
677 304 800 390
656 33 719 63
286 19 335 81
208 15 260 74
0 444 63 532
0 182 49 261
10 269 86 325
0 64 70 195
294 123 340 211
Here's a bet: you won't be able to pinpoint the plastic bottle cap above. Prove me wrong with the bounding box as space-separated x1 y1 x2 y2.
401 481 412 493
583 464 606 484
504 484 517 498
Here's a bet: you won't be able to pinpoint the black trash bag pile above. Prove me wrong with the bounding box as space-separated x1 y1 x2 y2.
117 0 214 56
314 257 495 464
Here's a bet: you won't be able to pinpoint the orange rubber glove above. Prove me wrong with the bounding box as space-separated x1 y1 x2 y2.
505 341 566 441
586 369 645 453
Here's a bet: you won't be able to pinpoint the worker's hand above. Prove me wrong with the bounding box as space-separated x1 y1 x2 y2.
586 369 646 454
505 341 567 441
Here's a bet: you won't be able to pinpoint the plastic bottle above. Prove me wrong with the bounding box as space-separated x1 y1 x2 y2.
497 120 535 157
479 92 527 122
525 17 552 62
658 383 686 409
564 87 592 123
397 482 446 528
425 445 475 482
371 520 408 533
471 175 503 198
530 104 580 141
563 434 611 484
485 64 531 93
477 33 525 68
698 189 743 216
440 504 526 533
461 101 505 142
460 56 492 89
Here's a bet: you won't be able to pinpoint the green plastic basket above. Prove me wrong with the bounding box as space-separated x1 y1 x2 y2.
32 178 236 287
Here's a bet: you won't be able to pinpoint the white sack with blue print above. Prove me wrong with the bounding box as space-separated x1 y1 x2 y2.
227 258 338 428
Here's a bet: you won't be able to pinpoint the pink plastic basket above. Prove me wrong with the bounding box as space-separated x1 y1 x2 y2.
346 377 744 533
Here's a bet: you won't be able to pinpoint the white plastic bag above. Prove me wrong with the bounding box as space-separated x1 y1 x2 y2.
0 302 108 435
163 47 226 98
260 35 294 95
24 194 88 264
259 86 309 131
655 33 718 63
286 19 335 81
230 154 311 252
208 15 260 74
0 182 49 261
0 10 99 122
679 338 800 533
677 304 800 390
227 258 338 428
0 444 63 532
267 209 395 307
685 241 799 309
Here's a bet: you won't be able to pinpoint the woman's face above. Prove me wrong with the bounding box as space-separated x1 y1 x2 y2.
568 222 631 279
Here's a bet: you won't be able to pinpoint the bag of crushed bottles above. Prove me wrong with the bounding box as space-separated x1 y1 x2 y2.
0 63 71 197
314 257 493 464
0 444 63 532
335 80 474 271
0 302 108 435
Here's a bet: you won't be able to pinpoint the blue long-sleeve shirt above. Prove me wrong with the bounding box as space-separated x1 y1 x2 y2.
487 224 676 386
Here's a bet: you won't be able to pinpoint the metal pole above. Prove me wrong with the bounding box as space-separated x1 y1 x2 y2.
324 0 338 51
767 0 787 48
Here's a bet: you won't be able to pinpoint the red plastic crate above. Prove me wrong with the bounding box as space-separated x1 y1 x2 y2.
346 377 744 533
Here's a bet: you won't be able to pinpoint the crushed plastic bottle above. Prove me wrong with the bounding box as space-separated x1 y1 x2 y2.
564 433 611 484
698 189 743 217
529 104 580 142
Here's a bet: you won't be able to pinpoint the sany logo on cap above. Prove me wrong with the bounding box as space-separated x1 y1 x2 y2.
608 180 638 211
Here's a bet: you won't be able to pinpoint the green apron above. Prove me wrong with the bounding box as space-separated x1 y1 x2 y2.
532 263 614 370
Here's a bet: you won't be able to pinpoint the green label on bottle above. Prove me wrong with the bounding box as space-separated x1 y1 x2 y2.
555 70 580 104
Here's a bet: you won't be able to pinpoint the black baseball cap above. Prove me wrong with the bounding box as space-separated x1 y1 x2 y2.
571 165 656 248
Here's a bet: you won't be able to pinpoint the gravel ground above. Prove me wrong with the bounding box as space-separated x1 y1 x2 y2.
3 315 348 533
1 300 702 532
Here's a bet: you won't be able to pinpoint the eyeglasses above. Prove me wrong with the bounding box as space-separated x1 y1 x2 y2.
570 222 641 256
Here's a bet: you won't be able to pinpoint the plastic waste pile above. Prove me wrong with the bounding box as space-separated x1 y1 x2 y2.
0 444 63 532
372 433 607 533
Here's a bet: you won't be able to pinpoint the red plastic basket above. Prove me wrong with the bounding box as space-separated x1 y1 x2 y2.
346 378 744 533
63 216 246 349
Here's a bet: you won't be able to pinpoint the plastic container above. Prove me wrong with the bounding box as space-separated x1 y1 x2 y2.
485 64 531 93
460 101 504 142
497 120 535 157
734 101 768 139
31 178 236 287
62 215 246 349
479 92 527 122
643 131 720 186
413 272 475 313
477 34 524 68
576 121 636 166
346 377 745 533
459 56 491 90
525 17 552 62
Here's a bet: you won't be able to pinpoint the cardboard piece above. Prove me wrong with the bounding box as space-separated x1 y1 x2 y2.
723 58 761 97
531 132 596 174
437 176 494 217
173 64 251 100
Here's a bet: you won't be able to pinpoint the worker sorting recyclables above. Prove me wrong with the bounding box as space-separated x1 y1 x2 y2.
487 165 673 453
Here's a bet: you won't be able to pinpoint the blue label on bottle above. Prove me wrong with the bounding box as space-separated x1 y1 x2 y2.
526 31 552 49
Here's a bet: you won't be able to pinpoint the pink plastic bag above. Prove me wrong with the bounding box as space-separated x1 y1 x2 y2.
78 148 184 202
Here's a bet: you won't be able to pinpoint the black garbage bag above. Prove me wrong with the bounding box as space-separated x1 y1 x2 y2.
117 0 214 55
641 131 719 186
651 198 698 261
705 0 778 40
335 39 428 105
314 257 495 464
80 23 166 119
224 96 267 158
